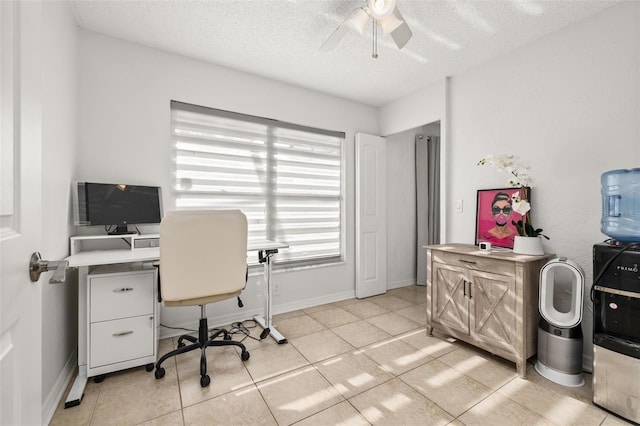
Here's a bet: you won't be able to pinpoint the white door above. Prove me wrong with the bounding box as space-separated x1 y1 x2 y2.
355 133 387 298
1 2 44 424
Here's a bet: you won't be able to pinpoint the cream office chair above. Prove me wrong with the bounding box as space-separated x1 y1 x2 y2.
154 209 250 388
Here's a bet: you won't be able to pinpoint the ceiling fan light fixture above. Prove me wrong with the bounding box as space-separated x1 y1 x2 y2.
345 8 370 35
368 0 396 19
320 0 412 56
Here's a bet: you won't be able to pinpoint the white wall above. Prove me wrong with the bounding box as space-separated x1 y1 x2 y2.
78 31 379 333
444 2 640 370
378 81 445 137
40 0 78 417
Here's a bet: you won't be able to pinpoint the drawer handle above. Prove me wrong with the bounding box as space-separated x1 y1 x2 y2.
113 331 134 337
459 259 476 265
113 287 134 293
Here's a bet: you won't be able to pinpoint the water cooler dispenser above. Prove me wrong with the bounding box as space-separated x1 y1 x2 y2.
594 168 640 423
592 243 640 423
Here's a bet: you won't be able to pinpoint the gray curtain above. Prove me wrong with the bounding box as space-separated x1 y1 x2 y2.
416 135 440 285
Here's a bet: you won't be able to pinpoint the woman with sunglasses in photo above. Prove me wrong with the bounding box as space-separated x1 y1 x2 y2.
485 192 517 241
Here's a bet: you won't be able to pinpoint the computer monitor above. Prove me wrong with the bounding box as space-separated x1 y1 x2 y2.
73 182 163 235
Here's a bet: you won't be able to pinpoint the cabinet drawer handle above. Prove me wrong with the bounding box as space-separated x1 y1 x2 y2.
113 287 134 293
113 331 134 337
459 259 476 265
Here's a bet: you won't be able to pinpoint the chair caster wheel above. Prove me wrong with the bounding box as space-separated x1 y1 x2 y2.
177 342 186 348
145 363 154 372
155 367 165 380
200 375 210 387
241 351 250 361
93 375 105 383
224 335 232 341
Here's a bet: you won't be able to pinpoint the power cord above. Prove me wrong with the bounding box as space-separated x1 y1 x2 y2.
160 324 196 333
160 320 269 342
227 320 269 342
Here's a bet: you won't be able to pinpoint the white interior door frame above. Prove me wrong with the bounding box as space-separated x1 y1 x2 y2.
355 132 387 298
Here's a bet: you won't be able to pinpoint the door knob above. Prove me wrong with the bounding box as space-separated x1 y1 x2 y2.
29 252 68 284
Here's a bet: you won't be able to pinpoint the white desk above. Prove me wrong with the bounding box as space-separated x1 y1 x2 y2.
64 238 287 408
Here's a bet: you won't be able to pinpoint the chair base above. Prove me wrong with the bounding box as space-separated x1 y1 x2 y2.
155 316 250 387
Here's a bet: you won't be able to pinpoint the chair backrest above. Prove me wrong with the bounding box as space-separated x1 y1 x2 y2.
159 209 248 303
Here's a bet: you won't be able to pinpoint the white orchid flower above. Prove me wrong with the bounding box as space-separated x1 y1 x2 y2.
511 191 531 215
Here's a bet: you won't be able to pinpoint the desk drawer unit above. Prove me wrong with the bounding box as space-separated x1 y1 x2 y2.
87 267 157 375
90 271 154 322
90 316 155 368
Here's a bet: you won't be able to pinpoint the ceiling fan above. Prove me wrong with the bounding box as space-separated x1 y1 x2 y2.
321 0 413 58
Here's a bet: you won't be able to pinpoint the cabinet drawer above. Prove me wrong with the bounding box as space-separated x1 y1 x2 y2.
431 251 515 276
90 271 154 322
90 316 154 368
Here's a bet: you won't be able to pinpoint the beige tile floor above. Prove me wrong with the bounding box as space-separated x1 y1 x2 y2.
50 285 633 425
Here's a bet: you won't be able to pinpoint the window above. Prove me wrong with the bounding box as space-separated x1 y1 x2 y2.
171 101 344 267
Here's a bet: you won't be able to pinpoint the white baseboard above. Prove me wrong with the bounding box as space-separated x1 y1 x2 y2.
158 291 357 340
386 279 417 290
273 290 355 314
42 349 77 425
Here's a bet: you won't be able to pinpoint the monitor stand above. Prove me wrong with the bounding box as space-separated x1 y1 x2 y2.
108 225 137 235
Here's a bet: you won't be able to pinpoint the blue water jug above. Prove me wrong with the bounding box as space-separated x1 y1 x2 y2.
601 168 640 242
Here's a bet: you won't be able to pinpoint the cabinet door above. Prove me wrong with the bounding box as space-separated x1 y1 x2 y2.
432 262 469 334
469 270 516 351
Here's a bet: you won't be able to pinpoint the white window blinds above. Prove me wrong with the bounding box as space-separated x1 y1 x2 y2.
171 101 344 266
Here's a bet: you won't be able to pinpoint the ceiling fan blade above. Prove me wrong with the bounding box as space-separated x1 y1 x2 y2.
389 9 412 49
379 12 403 34
320 24 349 51
321 8 370 51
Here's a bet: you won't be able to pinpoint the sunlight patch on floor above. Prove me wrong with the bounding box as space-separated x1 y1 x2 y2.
279 386 339 412
426 364 463 388
235 385 260 397
381 392 412 412
333 383 349 394
399 350 430 366
258 366 316 389
450 354 486 373
421 340 455 356
368 336 402 349
347 372 376 387
320 356 343 366
361 405 384 423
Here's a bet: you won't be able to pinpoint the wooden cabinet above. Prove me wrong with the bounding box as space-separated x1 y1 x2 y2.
87 264 158 377
426 244 552 377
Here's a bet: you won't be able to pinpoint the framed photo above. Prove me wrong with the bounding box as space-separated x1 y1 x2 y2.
475 187 530 249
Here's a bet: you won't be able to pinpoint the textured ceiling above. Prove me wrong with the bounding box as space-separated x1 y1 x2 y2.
71 0 621 107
